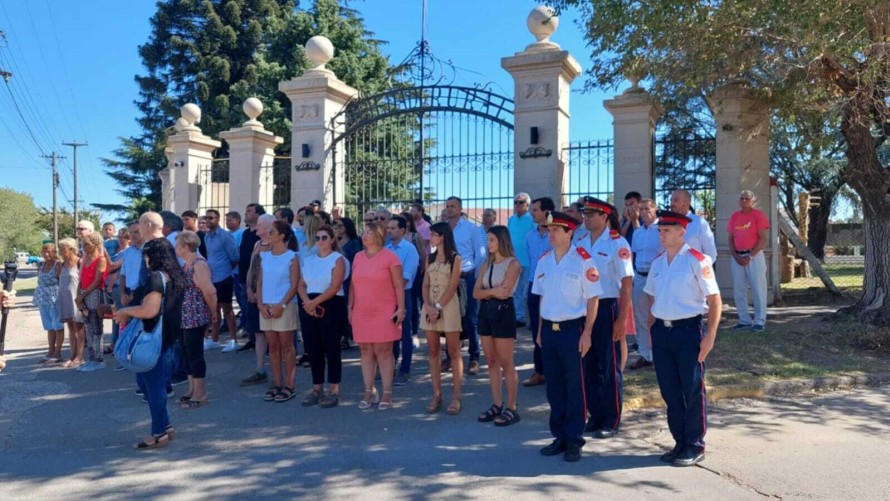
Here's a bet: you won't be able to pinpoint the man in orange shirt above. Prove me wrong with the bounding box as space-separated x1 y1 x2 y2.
727 190 769 331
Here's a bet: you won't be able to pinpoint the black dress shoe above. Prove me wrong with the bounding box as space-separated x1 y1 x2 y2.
660 444 684 463
236 340 255 353
564 442 582 462
540 439 567 456
593 428 617 439
672 447 705 467
584 419 599 433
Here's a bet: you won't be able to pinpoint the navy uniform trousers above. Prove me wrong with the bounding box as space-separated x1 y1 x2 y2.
651 317 707 452
583 297 623 432
541 316 586 446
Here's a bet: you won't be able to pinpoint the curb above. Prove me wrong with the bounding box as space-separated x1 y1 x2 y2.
625 371 890 411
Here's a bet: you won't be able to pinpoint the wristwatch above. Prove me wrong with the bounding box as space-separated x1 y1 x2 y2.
280 303 287 309
435 302 443 310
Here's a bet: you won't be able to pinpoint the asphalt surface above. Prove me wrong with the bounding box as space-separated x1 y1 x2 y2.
1 297 888 500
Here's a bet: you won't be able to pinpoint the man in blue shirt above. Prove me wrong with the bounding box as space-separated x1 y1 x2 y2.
523 196 555 387
507 192 534 326
442 196 487 375
386 215 420 386
203 209 239 353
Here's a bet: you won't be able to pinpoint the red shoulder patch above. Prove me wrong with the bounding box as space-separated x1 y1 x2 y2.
702 265 713 280
586 266 600 283
576 247 592 260
688 248 706 262
610 229 620 239
618 247 631 260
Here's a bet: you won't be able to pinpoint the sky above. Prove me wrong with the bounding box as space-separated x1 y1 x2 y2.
0 0 624 218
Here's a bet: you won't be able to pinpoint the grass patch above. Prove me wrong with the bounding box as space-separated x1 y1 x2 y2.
12 276 37 294
783 264 864 291
624 319 888 401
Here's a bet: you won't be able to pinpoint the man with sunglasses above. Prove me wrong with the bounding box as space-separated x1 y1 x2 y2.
508 193 534 328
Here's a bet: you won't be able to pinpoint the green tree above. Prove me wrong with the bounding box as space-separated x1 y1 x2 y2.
550 0 890 324
98 0 393 214
0 187 45 259
35 208 102 243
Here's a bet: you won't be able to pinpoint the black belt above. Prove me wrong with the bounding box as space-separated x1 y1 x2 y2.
542 317 583 332
636 270 649 277
655 315 702 329
461 271 475 278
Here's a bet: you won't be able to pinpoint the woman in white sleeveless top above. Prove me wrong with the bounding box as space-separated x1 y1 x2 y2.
297 224 349 408
473 226 522 427
256 220 301 403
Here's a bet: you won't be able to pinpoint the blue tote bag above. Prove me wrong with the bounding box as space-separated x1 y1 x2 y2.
114 273 166 373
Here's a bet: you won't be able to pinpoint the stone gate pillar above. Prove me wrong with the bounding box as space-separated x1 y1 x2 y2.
279 36 358 211
165 104 220 213
604 85 662 200
502 6 581 206
219 98 283 214
707 84 774 300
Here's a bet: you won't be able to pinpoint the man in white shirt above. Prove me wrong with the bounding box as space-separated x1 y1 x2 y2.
442 196 487 375
644 210 722 467
629 198 663 370
386 216 420 386
508 192 534 327
670 189 717 262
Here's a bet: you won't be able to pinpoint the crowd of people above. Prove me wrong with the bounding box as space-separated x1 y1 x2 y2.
26 188 771 462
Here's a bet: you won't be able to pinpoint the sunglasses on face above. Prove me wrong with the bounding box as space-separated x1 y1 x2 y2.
363 219 373 224
514 200 526 205
374 217 387 221
315 235 330 242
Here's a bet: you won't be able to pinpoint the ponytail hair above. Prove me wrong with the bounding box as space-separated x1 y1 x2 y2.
272 220 299 252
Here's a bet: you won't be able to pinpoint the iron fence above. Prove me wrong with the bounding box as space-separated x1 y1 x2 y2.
653 134 716 226
561 139 614 206
198 159 230 215
259 156 293 211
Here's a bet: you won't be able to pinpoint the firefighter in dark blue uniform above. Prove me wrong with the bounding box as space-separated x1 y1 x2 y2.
532 212 602 462
644 210 722 466
577 197 634 438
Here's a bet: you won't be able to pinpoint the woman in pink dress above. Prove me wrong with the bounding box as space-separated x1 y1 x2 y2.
349 222 405 410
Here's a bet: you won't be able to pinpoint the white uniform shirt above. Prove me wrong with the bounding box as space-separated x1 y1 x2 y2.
644 244 721 320
631 221 663 273
684 211 718 262
578 229 634 299
532 245 603 322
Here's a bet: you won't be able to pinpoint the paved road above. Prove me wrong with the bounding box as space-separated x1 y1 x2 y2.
1 298 888 500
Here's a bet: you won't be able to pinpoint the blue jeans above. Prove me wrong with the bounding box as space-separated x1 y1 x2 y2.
462 272 480 362
170 338 187 382
393 289 414 375
111 286 123 346
514 266 529 322
136 346 173 435
233 275 247 329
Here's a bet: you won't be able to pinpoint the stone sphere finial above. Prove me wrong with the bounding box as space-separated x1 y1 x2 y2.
179 103 202 131
306 35 335 73
526 6 560 50
174 117 189 132
243 97 264 127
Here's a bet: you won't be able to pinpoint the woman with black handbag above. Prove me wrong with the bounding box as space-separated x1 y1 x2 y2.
473 226 522 427
113 238 185 449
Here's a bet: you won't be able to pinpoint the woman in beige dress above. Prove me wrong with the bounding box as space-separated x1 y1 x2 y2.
419 222 463 415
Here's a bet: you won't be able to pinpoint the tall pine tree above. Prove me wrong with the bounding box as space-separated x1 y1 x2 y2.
98 0 392 219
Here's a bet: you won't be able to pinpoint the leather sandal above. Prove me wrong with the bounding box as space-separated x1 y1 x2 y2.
426 395 442 414
264 386 281 402
134 432 170 450
494 407 521 427
446 398 462 416
478 403 503 423
378 391 393 411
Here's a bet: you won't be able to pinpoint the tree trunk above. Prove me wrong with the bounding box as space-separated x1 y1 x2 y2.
807 190 835 260
838 95 890 325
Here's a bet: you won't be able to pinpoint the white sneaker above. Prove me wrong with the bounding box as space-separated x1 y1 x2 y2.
76 361 95 372
204 340 221 351
221 340 238 353
412 335 421 348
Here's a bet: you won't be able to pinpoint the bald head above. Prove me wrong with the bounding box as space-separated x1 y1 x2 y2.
670 189 692 214
139 211 165 241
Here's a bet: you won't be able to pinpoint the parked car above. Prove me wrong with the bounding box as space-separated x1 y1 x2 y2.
27 255 44 265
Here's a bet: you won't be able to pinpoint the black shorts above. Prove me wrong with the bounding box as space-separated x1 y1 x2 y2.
213 277 234 304
477 298 517 339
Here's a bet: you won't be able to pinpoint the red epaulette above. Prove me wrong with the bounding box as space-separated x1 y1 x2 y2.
576 246 592 260
688 248 706 262
610 229 620 240
655 250 666 259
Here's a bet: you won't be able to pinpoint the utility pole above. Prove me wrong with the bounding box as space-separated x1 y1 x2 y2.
62 141 87 223
41 152 65 246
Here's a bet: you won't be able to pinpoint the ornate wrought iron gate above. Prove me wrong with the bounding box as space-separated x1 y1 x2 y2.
330 84 514 219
